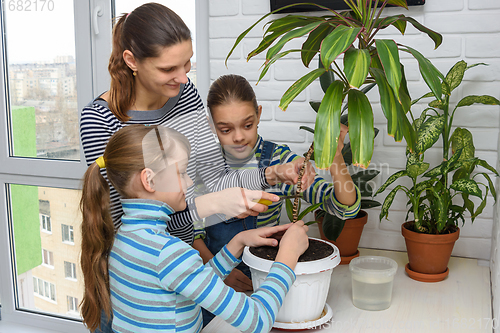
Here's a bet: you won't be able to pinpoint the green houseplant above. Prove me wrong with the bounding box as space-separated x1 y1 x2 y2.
226 0 444 222
375 60 500 281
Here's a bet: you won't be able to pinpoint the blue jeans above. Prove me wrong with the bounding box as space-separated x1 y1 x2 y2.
94 311 113 333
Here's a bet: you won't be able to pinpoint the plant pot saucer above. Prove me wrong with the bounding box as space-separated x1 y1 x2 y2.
340 250 360 265
405 263 449 282
273 303 332 331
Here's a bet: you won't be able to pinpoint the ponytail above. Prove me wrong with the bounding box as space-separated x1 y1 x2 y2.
107 3 191 122
80 163 114 331
108 14 134 122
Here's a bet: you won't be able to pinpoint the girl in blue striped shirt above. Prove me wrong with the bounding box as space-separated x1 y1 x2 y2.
80 124 309 333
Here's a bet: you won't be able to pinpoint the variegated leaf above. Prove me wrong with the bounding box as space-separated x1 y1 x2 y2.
267 21 323 61
444 60 467 95
416 115 445 154
456 95 500 108
450 128 475 170
477 159 499 176
379 185 405 220
302 23 333 67
406 162 430 179
348 89 375 168
375 170 408 195
450 179 482 198
279 68 326 111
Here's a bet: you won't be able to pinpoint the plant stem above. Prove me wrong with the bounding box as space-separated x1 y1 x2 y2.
292 142 314 222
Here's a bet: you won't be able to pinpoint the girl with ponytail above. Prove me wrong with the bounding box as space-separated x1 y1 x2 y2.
80 124 309 333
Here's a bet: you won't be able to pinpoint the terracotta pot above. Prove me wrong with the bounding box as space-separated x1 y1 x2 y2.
402 221 460 282
316 210 368 264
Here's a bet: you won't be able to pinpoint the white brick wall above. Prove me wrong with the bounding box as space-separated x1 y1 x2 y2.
207 0 499 277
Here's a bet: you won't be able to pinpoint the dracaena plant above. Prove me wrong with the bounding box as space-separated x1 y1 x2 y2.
226 0 443 221
375 60 500 234
227 0 443 172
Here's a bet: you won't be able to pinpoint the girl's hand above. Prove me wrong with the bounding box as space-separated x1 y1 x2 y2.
226 224 292 259
275 221 309 270
266 158 315 189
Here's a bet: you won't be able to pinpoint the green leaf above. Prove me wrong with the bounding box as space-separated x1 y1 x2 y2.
375 39 402 102
423 162 445 178
471 195 488 221
320 26 361 70
386 0 409 9
343 48 370 88
416 115 445 154
299 126 315 134
319 57 335 94
347 89 375 169
478 172 497 203
375 14 406 34
456 95 500 108
322 213 345 242
407 162 430 179
412 91 435 105
302 23 334 67
379 185 404 220
285 198 293 221
298 202 323 221
401 45 444 101
360 199 381 209
375 170 408 195
462 193 475 217
351 169 380 183
266 21 323 61
371 68 402 141
314 80 344 169
279 68 326 111
257 49 299 83
426 187 447 232
450 179 482 198
400 16 442 49
309 101 321 112
477 159 500 176
444 60 467 95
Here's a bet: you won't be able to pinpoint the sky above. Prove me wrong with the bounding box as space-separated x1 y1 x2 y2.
6 0 196 64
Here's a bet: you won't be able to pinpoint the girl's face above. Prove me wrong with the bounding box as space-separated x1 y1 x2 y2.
133 40 193 100
151 148 192 212
210 101 262 160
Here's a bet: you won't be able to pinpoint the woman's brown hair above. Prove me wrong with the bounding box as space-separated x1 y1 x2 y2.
207 74 259 113
79 124 190 330
108 3 191 122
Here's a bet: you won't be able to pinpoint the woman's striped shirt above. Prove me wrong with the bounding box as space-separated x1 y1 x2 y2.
108 199 295 333
79 79 269 244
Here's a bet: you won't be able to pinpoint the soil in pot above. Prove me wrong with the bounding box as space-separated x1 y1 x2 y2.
249 238 334 262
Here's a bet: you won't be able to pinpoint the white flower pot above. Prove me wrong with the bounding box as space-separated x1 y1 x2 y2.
242 238 340 323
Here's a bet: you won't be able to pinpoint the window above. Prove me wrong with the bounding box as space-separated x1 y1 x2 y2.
33 277 56 303
40 214 51 233
67 296 78 313
0 1 207 331
64 261 77 280
61 224 74 244
42 249 54 267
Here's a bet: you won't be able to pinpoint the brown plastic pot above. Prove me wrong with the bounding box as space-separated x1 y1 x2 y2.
317 210 368 264
402 221 460 282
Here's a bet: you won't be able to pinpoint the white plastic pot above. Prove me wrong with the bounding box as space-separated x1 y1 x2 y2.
242 238 340 323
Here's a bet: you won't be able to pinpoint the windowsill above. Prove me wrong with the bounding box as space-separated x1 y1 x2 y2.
204 248 492 333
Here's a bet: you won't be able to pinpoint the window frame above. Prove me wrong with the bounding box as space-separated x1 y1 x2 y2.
40 214 52 233
64 261 77 280
0 1 209 331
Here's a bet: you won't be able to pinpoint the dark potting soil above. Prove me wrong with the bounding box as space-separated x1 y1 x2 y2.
249 238 334 262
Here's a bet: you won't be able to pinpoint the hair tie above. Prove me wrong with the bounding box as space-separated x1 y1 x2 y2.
95 156 106 169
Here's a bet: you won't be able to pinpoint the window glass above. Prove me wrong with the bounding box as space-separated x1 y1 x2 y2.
10 185 83 319
113 0 197 85
5 1 79 160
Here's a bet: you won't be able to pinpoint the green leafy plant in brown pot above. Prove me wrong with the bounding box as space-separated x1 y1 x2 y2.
226 0 444 221
374 60 500 282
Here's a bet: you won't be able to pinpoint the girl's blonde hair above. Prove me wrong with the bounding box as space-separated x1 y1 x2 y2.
79 124 190 330
108 3 191 121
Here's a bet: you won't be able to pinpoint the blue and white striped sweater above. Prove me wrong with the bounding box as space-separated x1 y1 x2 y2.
109 199 295 333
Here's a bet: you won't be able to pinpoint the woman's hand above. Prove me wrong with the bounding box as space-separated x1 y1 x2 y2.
195 188 279 222
224 269 253 292
265 157 315 189
275 221 309 270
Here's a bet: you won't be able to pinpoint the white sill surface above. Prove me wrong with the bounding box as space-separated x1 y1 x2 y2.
203 248 492 333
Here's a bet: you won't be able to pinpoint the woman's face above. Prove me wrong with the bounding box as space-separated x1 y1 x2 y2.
210 101 262 160
133 40 193 100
